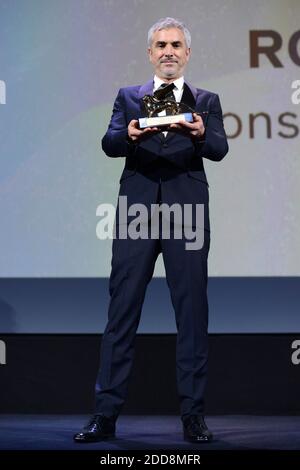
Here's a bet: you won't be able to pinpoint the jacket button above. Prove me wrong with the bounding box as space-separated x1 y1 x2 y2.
162 143 168 148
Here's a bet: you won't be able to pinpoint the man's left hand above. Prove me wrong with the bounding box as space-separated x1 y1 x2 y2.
169 113 205 139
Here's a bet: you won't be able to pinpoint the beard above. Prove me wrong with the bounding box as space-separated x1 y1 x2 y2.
160 63 178 77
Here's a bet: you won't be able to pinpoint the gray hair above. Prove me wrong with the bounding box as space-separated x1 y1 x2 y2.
147 17 191 48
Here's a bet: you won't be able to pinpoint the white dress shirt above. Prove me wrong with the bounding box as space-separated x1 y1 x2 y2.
153 75 185 135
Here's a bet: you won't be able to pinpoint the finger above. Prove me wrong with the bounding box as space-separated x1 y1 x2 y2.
143 126 158 133
129 124 140 132
130 129 143 137
177 120 198 129
193 113 202 121
193 114 205 127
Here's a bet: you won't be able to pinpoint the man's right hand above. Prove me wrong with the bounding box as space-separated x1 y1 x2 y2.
128 120 159 142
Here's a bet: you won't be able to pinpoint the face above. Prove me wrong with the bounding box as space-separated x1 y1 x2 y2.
148 27 191 81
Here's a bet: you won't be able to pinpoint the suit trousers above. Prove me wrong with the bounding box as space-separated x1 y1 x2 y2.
95 183 210 419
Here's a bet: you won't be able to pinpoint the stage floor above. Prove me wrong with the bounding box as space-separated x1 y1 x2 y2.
0 415 300 450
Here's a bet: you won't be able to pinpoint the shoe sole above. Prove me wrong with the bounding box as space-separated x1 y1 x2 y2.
74 434 116 443
183 432 213 443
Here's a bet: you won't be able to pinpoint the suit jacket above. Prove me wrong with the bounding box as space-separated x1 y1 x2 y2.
102 80 229 230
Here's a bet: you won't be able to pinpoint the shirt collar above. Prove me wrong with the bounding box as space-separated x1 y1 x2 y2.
153 75 184 92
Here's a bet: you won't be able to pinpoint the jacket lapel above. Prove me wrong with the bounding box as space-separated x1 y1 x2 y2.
138 79 154 99
180 82 197 112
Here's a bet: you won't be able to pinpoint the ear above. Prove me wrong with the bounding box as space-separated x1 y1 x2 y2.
148 47 156 65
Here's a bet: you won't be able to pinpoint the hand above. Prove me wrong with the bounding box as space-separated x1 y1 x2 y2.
169 113 205 139
128 120 159 142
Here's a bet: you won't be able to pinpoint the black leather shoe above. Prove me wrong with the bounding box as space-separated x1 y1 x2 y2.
182 415 213 443
73 414 116 443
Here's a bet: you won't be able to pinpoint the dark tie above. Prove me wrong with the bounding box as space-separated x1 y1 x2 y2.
156 82 176 115
156 82 176 99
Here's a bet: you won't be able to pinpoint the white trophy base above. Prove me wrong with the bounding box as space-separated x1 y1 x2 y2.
139 112 193 129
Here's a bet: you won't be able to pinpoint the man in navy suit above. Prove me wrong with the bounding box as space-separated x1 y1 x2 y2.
74 17 228 444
